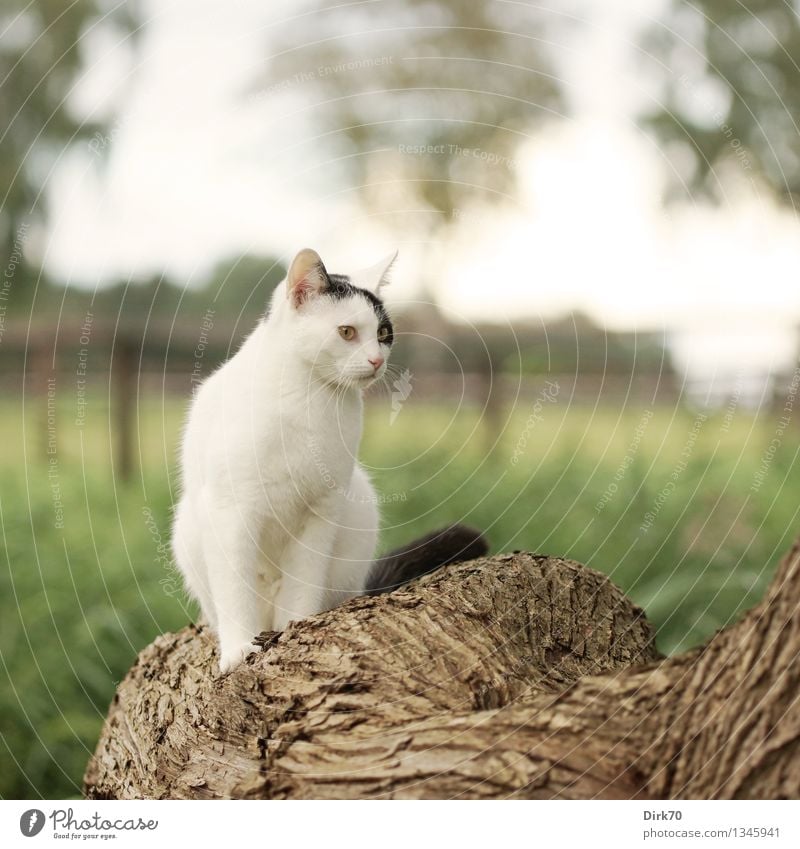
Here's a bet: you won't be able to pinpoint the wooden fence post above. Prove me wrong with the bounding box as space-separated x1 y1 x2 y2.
114 337 135 482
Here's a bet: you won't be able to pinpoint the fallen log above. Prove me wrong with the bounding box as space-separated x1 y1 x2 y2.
84 541 800 799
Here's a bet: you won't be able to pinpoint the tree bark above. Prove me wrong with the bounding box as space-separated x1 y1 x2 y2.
84 541 800 799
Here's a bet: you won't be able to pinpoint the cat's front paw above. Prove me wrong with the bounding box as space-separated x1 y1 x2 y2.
217 639 258 675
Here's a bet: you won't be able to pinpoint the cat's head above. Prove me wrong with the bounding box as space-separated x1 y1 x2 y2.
280 248 397 388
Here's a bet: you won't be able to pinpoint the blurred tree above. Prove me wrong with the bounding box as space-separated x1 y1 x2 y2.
260 0 567 224
0 0 135 298
644 0 800 203
262 0 800 214
203 254 286 320
46 255 286 372
396 308 669 377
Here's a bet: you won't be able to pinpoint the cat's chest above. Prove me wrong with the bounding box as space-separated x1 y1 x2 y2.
272 392 362 482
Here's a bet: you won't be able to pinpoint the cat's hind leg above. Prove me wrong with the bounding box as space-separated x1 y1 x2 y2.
171 497 215 628
324 466 379 609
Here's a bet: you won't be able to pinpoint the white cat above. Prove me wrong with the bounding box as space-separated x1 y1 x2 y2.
172 248 486 673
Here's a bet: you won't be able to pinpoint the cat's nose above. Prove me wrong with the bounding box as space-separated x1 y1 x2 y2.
368 356 384 371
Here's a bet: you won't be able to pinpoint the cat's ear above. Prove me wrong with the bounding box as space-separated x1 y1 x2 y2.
350 249 398 296
287 248 329 308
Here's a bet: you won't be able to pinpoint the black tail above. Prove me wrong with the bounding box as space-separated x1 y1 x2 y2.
365 524 488 596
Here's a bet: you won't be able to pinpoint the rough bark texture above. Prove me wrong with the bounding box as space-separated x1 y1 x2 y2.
85 543 800 799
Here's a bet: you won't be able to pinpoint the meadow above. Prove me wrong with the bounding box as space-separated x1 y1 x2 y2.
2 386 799 798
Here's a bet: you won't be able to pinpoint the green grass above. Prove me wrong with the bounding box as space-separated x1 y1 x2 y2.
2 389 799 798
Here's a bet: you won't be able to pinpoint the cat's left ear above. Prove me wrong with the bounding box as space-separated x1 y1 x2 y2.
287 248 330 308
350 249 398 296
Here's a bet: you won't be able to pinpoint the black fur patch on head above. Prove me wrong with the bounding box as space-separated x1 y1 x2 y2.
325 272 394 346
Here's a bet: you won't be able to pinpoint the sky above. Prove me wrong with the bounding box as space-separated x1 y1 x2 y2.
40 0 800 385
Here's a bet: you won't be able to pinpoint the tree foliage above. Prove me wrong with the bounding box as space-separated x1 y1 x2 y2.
640 0 799 203
0 1 135 281
262 0 566 222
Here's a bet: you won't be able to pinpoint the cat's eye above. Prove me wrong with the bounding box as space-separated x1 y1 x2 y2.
338 325 356 341
377 325 390 344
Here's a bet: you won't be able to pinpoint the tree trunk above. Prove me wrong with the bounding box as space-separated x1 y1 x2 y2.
84 541 800 799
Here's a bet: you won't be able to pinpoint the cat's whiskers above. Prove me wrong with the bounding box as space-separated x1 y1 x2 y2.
371 363 405 398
